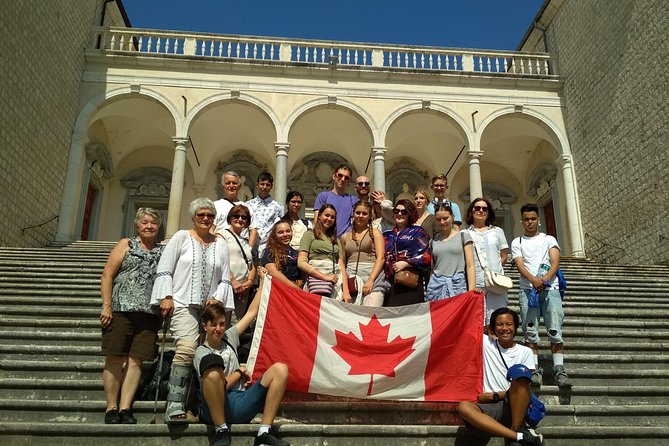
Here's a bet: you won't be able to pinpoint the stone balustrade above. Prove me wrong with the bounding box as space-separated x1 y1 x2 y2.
92 26 557 77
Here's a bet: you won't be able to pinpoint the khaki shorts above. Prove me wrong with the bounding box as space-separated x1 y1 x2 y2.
170 306 202 342
101 311 160 361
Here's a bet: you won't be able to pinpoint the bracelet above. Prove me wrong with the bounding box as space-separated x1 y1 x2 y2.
235 368 246 380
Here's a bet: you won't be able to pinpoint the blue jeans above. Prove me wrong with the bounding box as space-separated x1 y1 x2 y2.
518 288 564 344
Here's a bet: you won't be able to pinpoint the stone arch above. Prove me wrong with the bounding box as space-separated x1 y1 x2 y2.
73 86 181 138
283 97 378 144
474 106 570 156
183 92 280 140
379 102 473 148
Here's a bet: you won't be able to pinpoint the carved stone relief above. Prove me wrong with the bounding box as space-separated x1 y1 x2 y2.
385 158 430 202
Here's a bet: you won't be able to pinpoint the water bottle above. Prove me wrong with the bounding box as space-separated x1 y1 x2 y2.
529 263 550 308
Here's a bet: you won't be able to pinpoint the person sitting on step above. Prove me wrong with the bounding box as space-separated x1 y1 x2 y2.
458 308 543 446
194 277 290 446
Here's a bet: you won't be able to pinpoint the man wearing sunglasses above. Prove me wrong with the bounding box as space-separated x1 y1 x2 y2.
313 163 358 238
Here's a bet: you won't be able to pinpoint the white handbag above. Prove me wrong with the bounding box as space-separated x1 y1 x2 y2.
483 268 513 294
472 231 513 294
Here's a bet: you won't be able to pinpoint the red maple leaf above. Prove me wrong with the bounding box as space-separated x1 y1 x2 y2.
332 314 416 396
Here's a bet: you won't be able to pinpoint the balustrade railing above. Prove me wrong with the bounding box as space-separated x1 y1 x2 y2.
92 27 557 77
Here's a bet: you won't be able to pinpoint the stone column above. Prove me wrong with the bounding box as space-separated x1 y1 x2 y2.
559 154 585 257
55 134 89 241
372 147 388 192
467 149 484 199
274 142 290 206
165 137 189 239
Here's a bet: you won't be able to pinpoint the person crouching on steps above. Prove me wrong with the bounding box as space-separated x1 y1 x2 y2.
194 281 290 446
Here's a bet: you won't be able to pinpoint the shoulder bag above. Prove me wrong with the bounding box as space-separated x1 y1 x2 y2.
346 230 366 299
307 239 336 297
393 231 420 289
471 230 513 294
495 342 546 427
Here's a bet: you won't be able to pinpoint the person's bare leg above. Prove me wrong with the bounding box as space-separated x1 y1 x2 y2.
118 356 142 411
457 402 517 441
102 355 125 411
259 362 288 424
507 379 531 431
202 366 227 425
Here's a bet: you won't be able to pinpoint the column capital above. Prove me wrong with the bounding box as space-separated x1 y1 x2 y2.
372 147 388 157
467 149 484 159
274 141 291 155
172 137 190 150
558 154 573 166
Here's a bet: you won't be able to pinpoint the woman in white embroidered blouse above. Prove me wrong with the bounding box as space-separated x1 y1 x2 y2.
465 197 510 327
150 197 234 424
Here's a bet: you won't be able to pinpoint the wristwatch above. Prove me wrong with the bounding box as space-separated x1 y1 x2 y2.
492 392 500 402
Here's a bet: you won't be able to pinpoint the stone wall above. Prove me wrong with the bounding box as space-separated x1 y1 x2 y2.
0 1 102 246
541 0 668 264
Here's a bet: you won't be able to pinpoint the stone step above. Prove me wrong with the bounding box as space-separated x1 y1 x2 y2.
1 422 669 445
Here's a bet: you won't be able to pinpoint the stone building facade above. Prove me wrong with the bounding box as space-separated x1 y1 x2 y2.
520 0 668 264
1 0 666 265
0 1 125 247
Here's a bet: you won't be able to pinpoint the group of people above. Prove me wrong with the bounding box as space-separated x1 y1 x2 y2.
99 164 570 446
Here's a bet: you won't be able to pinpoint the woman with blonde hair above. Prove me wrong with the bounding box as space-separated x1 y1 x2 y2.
100 208 163 424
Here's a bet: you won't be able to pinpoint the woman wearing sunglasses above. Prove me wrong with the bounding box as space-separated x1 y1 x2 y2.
383 199 431 306
217 204 256 325
150 197 234 424
465 197 510 325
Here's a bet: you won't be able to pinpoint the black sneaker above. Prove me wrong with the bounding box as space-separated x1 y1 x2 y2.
553 365 572 388
104 409 120 424
518 427 543 446
118 409 137 424
213 429 231 446
253 431 290 446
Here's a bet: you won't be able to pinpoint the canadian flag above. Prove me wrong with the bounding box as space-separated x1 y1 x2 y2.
247 277 483 402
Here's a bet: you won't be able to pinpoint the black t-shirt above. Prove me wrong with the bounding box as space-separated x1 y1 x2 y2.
261 247 300 280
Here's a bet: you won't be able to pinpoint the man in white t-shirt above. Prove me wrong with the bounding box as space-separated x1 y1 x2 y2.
213 171 244 234
510 203 570 388
458 308 543 446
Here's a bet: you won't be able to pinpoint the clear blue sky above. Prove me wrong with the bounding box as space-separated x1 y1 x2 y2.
121 0 545 51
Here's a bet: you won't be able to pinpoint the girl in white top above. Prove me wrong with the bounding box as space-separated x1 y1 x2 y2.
465 197 510 326
282 191 313 250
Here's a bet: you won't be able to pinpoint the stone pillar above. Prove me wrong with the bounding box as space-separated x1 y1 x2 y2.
165 137 189 239
274 142 290 206
468 150 484 199
559 154 585 257
55 134 89 241
372 147 388 192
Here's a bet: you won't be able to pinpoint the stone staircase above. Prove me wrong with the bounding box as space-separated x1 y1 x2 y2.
0 241 668 445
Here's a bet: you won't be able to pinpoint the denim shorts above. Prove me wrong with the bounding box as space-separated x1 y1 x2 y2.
518 288 564 344
199 378 268 425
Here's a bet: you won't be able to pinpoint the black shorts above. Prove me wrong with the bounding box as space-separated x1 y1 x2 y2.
101 311 160 361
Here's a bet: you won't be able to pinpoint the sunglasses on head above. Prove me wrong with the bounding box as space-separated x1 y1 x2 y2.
473 206 489 212
336 173 351 181
195 213 215 220
393 208 408 215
